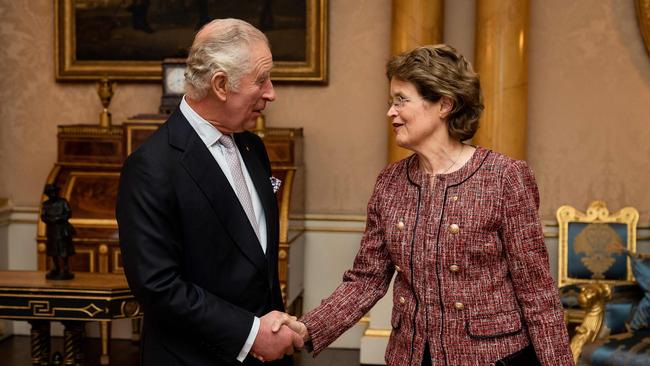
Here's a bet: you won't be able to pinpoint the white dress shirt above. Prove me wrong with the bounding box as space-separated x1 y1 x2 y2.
180 96 265 362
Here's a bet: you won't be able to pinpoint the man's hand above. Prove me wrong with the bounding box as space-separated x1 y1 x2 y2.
271 314 310 343
250 311 304 362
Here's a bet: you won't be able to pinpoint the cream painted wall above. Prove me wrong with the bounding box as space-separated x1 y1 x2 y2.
528 0 650 220
1 1 648 221
0 0 390 216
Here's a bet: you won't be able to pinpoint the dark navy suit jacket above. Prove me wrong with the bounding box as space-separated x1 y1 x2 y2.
116 109 289 365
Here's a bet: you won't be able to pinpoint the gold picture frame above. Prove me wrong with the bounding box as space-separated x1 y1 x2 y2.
55 0 328 83
637 0 650 56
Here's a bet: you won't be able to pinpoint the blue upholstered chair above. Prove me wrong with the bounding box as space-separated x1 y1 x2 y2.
557 201 639 322
555 201 643 362
576 253 650 365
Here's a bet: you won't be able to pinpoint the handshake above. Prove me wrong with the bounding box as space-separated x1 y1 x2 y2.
250 310 310 362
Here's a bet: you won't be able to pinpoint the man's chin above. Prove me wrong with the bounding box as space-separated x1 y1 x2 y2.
244 117 259 130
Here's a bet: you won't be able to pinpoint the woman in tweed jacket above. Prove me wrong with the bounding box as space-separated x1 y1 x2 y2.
288 45 573 365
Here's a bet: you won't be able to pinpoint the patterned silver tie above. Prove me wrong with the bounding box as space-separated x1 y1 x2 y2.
219 135 261 242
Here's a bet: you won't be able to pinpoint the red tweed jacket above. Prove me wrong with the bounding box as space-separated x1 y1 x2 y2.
301 147 573 366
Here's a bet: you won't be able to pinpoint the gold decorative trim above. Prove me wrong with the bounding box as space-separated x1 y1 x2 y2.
359 316 370 324
69 219 118 227
363 328 392 337
113 249 124 273
57 125 122 136
290 214 367 222
55 0 328 83
0 300 105 317
76 248 96 273
290 226 366 233
637 0 650 55
569 284 612 363
279 169 296 243
125 125 159 156
557 201 639 287
99 244 109 274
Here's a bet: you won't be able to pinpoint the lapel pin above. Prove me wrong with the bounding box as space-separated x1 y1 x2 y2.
270 176 282 194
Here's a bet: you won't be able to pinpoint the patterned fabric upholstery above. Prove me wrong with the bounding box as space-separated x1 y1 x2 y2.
580 329 650 366
629 255 650 331
566 222 629 282
578 256 648 366
600 285 643 336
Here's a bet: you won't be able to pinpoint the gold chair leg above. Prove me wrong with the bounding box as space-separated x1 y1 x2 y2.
569 284 612 364
99 321 111 366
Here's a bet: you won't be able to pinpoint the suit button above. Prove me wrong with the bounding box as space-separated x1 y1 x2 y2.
396 220 405 230
454 302 464 310
399 296 406 304
451 195 458 202
449 224 460 234
449 264 460 273
395 265 402 273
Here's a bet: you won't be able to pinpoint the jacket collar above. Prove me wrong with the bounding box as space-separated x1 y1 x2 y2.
406 146 491 187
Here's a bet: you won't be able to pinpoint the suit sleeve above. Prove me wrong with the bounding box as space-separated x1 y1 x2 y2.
116 150 253 361
300 169 395 355
499 160 574 365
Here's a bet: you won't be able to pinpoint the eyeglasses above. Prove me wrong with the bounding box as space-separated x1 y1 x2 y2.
388 96 412 111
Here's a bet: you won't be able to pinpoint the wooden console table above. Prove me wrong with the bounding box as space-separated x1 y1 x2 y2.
0 271 141 366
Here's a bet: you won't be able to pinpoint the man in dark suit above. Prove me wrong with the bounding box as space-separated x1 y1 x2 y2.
116 18 302 365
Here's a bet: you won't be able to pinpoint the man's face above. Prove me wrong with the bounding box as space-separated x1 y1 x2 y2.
221 42 276 133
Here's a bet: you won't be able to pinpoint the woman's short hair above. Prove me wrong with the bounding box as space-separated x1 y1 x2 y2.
386 44 483 141
185 18 269 100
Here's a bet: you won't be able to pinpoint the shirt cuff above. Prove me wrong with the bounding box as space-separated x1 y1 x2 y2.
237 316 260 362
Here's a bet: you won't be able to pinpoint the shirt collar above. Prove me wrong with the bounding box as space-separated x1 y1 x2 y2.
179 95 224 147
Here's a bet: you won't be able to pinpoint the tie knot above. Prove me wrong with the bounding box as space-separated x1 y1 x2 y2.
219 134 236 150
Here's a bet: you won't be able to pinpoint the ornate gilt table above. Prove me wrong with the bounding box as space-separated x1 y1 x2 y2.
0 271 141 366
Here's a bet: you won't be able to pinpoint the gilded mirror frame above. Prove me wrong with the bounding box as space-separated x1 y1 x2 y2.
55 0 328 83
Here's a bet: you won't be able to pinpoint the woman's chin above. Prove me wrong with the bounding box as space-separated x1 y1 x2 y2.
394 136 411 150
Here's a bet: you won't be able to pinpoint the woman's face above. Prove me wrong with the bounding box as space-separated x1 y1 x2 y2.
387 77 445 151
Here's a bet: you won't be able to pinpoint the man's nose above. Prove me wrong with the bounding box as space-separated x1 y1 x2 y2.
264 80 276 101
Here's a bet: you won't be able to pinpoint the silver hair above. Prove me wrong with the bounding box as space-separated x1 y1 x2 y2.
184 18 269 100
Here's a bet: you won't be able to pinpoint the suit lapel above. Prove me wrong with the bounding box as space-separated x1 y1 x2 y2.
170 115 267 276
235 133 278 288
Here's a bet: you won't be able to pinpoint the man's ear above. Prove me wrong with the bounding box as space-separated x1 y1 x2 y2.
211 72 228 101
439 96 454 118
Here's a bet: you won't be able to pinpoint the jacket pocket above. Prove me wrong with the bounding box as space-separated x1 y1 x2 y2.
466 310 522 339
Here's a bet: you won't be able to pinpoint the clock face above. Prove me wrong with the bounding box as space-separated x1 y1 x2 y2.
164 66 186 95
